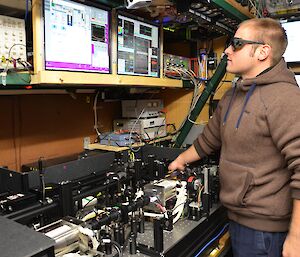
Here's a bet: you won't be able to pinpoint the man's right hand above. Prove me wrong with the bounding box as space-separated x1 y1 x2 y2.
168 155 186 171
168 145 201 172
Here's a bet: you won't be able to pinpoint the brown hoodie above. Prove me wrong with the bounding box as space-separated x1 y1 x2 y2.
194 58 300 232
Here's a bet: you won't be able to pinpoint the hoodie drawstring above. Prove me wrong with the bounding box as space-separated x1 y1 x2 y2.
222 83 257 129
223 85 237 125
235 83 256 129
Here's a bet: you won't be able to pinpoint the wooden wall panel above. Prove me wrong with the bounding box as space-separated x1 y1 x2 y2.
0 94 121 171
0 97 18 169
159 89 209 132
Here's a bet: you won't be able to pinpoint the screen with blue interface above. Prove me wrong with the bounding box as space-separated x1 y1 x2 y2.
117 14 159 77
44 0 110 73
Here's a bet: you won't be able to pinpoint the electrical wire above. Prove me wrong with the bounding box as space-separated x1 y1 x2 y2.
172 54 228 132
81 210 105 222
4 44 27 72
25 0 29 21
78 226 100 250
82 196 96 209
187 114 205 125
93 91 101 139
1 43 28 86
164 65 205 135
128 108 145 153
111 240 123 257
155 202 166 213
194 223 229 257
197 186 204 207
128 151 135 162
176 81 204 130
155 116 166 139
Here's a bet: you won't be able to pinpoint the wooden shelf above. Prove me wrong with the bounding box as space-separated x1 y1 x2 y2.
2 72 31 86
30 71 183 88
291 66 300 73
88 135 173 152
88 143 141 152
30 0 182 88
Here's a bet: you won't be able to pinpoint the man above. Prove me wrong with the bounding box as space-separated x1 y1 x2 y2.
169 18 300 257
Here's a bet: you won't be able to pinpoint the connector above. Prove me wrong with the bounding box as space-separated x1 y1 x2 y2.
1 71 7 86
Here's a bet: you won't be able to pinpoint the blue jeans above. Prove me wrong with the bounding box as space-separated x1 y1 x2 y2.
229 220 287 257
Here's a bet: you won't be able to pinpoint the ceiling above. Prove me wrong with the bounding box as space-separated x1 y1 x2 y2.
3 0 286 42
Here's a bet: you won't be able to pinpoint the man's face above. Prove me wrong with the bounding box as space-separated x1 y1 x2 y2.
225 25 262 79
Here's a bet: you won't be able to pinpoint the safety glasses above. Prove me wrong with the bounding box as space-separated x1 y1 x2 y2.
230 37 265 51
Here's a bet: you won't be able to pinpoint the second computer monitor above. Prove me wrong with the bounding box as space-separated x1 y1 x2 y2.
282 20 300 64
117 14 160 77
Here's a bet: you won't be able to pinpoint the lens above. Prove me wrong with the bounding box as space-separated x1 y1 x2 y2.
231 38 244 51
229 37 265 52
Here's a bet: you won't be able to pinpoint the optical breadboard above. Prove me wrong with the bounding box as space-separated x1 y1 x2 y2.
122 99 163 118
113 117 167 140
0 15 27 70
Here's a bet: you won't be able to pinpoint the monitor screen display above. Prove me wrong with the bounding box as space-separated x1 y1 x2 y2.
295 74 300 87
117 14 159 77
282 20 300 63
44 0 110 73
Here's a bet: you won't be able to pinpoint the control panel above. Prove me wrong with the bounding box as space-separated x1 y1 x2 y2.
114 117 167 140
164 54 190 69
122 99 163 118
0 15 27 70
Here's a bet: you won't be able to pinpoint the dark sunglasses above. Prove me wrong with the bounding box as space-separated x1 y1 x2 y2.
230 37 265 51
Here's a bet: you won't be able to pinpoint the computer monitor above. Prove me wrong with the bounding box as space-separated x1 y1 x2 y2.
282 20 300 63
295 74 300 87
44 0 110 73
117 13 160 77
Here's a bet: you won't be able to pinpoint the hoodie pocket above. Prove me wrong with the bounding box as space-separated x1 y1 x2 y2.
219 159 254 208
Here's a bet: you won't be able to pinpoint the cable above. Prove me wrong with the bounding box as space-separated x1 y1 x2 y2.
4 44 27 71
128 108 145 153
1 43 27 86
81 209 105 222
79 226 100 250
93 91 101 139
166 123 177 134
25 0 29 21
164 65 205 135
197 186 204 207
194 223 229 257
111 240 123 257
187 114 204 125
82 196 96 209
155 202 166 213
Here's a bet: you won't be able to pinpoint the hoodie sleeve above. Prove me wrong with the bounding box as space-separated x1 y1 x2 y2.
267 84 300 199
193 90 230 157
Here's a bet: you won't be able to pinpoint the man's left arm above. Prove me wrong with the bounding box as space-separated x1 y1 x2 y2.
283 199 300 257
266 86 300 257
